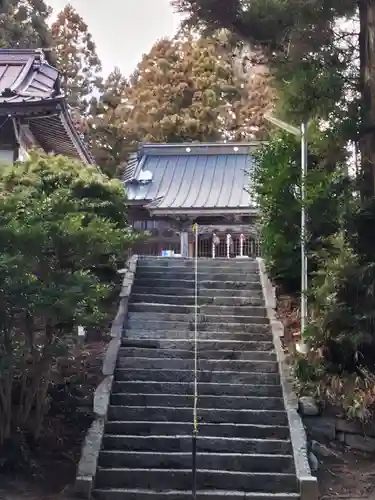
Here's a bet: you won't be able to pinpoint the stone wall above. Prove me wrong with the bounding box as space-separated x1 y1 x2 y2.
299 396 375 454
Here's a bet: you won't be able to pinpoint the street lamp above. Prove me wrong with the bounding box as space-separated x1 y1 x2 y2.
264 112 308 355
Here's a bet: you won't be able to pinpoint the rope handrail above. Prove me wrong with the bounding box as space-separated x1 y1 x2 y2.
192 222 199 499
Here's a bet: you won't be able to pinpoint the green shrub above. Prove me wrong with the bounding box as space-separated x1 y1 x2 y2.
252 132 344 294
0 152 137 452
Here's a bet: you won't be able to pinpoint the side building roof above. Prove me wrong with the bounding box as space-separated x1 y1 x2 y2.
124 143 259 216
0 48 93 164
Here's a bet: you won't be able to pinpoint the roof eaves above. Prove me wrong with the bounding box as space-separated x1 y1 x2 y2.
147 207 259 216
144 196 165 210
58 99 95 165
140 142 263 157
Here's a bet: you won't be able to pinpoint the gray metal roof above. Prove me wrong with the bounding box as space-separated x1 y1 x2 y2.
125 143 258 214
0 49 59 104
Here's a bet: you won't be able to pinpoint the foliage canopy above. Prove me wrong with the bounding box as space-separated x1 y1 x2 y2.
0 153 136 455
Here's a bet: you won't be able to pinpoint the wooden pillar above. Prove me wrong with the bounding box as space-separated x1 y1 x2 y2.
188 241 194 258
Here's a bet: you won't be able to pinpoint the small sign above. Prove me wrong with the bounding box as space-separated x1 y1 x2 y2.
78 326 86 338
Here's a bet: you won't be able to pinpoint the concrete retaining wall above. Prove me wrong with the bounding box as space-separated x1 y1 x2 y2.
257 258 319 500
74 255 138 498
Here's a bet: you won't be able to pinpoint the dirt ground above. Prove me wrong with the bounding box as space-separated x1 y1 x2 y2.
0 340 107 500
317 440 375 499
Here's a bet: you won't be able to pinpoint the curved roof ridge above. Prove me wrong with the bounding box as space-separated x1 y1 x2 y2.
0 48 59 100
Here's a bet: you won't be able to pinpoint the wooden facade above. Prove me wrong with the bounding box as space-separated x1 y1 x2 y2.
128 208 261 259
124 143 261 259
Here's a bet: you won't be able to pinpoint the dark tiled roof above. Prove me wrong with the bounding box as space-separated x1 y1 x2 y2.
0 49 59 103
0 49 94 164
124 143 258 214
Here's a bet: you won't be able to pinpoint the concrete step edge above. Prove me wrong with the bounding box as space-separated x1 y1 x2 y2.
115 368 280 375
121 339 273 343
108 405 286 413
111 393 283 401
99 451 293 461
130 294 264 301
119 346 275 354
113 381 279 388
97 468 295 477
129 303 265 309
123 330 272 335
93 490 299 498
105 420 289 428
117 357 277 363
102 434 291 443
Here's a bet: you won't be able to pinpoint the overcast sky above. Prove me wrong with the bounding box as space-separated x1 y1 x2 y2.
48 1 183 77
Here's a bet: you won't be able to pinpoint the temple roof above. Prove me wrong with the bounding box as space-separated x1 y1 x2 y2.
0 49 59 104
124 143 259 215
0 49 93 164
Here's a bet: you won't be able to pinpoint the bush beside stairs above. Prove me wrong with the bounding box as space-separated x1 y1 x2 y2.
93 257 300 499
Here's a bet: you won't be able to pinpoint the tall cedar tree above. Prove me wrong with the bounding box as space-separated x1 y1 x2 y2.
51 4 102 114
0 0 52 55
116 34 274 144
89 68 134 177
172 0 375 196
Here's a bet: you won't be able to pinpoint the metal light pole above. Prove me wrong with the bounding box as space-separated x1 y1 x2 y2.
264 113 308 354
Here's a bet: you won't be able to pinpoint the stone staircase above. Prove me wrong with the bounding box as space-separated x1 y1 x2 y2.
93 257 300 499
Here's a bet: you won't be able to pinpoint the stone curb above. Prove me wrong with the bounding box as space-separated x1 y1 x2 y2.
257 258 319 500
74 254 138 498
111 254 138 338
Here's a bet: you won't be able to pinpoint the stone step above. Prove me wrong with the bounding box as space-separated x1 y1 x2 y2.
118 347 276 361
114 369 280 385
93 489 300 500
127 312 269 325
134 268 260 274
132 286 264 299
125 319 270 332
107 406 288 426
112 381 283 398
123 330 272 343
128 303 267 318
98 451 294 473
104 421 291 440
110 394 285 411
121 339 274 352
135 278 262 291
116 357 278 373
95 468 297 493
137 258 259 268
130 293 265 307
135 271 260 281
101 435 292 455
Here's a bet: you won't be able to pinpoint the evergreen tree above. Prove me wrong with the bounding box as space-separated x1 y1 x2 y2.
51 4 102 112
89 68 133 177
0 0 52 53
231 46 276 140
172 0 375 195
116 34 272 143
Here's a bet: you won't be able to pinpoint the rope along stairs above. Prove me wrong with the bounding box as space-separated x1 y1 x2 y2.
93 256 301 499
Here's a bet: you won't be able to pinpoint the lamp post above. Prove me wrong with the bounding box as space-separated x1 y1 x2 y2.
264 113 308 354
